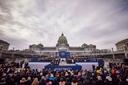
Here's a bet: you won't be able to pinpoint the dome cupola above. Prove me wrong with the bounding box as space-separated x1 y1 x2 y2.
56 33 69 46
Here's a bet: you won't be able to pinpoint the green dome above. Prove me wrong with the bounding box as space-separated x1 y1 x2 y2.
81 43 88 48
57 33 68 45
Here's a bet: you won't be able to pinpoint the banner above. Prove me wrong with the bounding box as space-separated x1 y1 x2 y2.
59 51 70 58
45 64 82 71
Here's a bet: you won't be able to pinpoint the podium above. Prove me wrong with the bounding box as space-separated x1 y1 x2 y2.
45 51 82 71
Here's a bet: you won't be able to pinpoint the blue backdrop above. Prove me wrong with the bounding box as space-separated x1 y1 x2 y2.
59 51 70 58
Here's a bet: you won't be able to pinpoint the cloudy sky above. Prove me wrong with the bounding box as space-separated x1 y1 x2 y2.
0 0 128 50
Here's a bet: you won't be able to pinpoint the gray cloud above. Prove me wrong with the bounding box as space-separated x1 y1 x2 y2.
0 0 128 50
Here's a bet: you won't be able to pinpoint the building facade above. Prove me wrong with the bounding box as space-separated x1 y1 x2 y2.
0 40 9 51
116 39 128 51
29 33 111 57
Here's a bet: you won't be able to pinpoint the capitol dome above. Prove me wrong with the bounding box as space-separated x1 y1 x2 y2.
57 33 69 46
81 43 88 48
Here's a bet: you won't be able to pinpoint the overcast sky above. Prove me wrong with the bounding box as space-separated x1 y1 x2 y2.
0 0 128 50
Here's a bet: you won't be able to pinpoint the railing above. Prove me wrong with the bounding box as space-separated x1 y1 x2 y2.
0 50 127 59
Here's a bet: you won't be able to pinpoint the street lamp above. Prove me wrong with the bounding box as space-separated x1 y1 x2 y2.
84 48 86 57
124 45 127 58
112 48 115 60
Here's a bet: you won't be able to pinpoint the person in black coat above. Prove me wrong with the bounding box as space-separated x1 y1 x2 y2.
96 76 104 85
26 77 32 85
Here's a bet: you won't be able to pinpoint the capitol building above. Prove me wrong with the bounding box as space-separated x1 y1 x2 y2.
29 33 111 57
0 33 127 62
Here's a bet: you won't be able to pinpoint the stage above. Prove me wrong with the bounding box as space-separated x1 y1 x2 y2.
28 62 98 71
45 64 82 71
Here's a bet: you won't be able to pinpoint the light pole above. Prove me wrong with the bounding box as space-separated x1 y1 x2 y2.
112 48 115 60
124 45 127 59
84 48 86 58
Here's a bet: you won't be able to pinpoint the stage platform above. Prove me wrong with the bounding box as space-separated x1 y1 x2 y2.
45 64 82 71
28 62 98 71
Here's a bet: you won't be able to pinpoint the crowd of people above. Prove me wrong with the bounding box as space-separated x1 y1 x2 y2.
0 61 128 85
